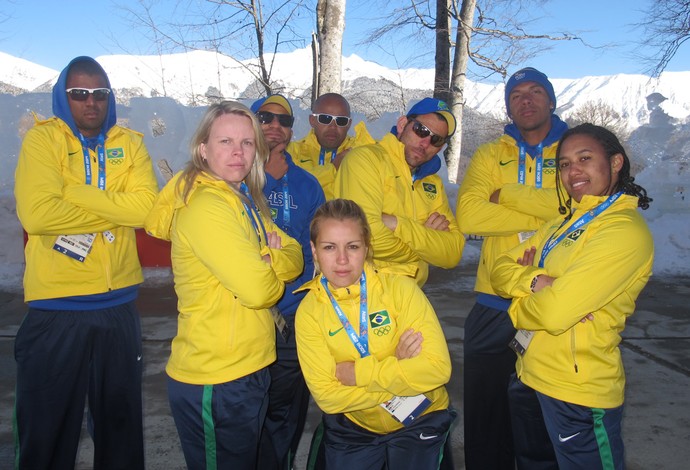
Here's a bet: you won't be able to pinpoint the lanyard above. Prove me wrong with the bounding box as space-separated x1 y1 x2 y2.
518 143 543 188
281 173 290 228
318 148 337 166
539 192 622 267
320 273 369 358
81 134 106 190
240 182 268 245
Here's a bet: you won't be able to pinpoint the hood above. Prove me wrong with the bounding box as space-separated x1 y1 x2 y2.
504 114 568 157
52 56 117 143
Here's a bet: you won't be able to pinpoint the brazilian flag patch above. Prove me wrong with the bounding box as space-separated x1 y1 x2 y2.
566 228 585 242
543 158 556 174
422 182 438 200
369 310 390 328
270 208 278 220
106 148 124 159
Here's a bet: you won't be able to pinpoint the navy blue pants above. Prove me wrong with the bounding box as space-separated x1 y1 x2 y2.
258 316 311 470
168 368 270 470
14 302 144 469
463 302 517 470
321 409 455 470
510 375 625 470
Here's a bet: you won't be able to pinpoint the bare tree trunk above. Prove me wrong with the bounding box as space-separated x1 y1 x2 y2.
434 0 452 103
446 0 477 184
317 0 346 95
311 32 320 106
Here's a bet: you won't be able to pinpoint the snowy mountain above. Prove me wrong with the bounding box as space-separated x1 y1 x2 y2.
2 47 690 131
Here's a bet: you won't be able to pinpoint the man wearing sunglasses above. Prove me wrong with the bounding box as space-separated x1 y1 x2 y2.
456 67 568 470
288 93 375 199
251 94 325 470
14 56 157 469
334 97 465 287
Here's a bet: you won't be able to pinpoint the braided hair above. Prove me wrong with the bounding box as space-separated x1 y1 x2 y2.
555 123 652 214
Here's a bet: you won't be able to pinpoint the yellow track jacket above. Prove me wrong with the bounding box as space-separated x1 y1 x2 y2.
335 133 464 286
287 121 375 199
456 134 561 296
15 117 158 301
295 263 451 434
145 173 304 385
490 194 654 408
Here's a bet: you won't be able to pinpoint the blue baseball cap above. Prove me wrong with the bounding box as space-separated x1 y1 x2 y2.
250 94 293 116
504 67 556 115
407 98 456 136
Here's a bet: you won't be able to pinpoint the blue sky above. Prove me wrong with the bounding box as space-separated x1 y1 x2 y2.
1 0 688 80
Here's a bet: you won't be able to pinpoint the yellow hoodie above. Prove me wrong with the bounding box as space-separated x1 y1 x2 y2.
15 117 158 301
145 172 304 385
490 194 654 408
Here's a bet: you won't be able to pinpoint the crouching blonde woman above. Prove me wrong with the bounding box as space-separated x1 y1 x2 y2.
145 101 303 470
296 198 455 470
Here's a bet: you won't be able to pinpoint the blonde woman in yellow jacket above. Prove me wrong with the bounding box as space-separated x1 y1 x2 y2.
296 199 454 470
145 101 303 469
287 93 375 199
490 124 654 470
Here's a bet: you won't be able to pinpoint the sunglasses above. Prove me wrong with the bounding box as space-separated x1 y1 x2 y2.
410 120 447 147
312 113 351 127
66 88 111 101
256 111 294 128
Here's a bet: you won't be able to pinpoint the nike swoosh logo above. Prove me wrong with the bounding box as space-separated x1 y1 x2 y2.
69 150 80 156
328 327 344 336
419 433 438 440
558 432 581 442
300 159 310 163
499 159 516 166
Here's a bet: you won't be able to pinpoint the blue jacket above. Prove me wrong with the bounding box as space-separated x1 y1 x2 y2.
263 152 326 316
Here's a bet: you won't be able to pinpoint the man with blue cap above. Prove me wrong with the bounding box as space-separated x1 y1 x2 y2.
456 67 568 470
335 97 465 287
251 94 326 470
14 56 157 468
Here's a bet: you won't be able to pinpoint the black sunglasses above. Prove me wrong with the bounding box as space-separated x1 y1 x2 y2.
256 111 294 128
66 87 111 102
312 113 351 127
410 120 447 147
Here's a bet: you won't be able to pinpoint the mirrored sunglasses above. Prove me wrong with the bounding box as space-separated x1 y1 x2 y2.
66 88 111 101
411 120 447 147
312 113 351 127
256 111 294 128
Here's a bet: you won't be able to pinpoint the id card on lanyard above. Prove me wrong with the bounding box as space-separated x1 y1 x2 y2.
510 192 623 356
318 148 337 166
53 134 113 262
321 273 430 425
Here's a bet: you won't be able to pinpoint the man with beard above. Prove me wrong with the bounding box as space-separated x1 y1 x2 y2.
456 67 568 470
252 94 325 470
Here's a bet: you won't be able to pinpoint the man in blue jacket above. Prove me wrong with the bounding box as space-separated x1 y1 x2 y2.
252 94 326 470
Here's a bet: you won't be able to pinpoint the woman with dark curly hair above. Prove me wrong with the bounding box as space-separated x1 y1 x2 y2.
491 123 654 470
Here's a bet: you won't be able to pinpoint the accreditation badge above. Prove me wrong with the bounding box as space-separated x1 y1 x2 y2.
53 233 96 262
380 394 431 426
509 329 534 356
518 231 536 243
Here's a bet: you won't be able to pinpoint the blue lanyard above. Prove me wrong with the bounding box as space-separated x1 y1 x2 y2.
240 182 268 245
320 273 369 358
518 143 543 188
318 148 337 166
539 192 623 268
81 134 106 189
281 173 291 228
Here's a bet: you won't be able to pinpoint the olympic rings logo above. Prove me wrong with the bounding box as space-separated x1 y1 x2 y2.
373 326 391 336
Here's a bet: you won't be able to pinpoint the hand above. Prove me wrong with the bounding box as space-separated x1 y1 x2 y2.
382 213 398 231
335 361 356 386
424 212 450 231
517 247 536 266
396 329 423 359
531 274 555 293
490 189 501 204
261 231 282 264
332 148 351 170
580 313 595 323
264 145 288 180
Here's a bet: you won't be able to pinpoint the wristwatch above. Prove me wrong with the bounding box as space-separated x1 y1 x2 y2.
530 275 541 293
